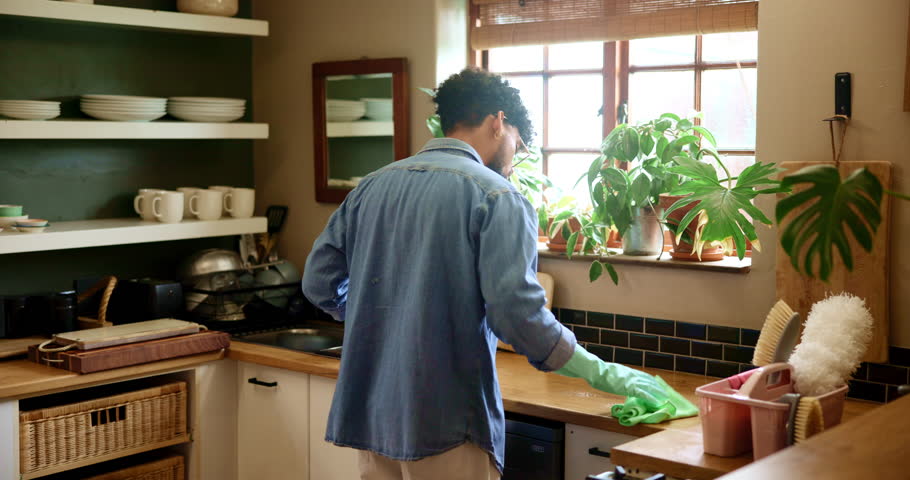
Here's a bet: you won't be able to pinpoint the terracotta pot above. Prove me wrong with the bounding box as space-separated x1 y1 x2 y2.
658 195 724 261
546 216 584 252
606 229 623 248
538 226 548 243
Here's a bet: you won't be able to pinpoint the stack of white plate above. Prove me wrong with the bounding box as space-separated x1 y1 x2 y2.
80 95 167 121
361 98 393 121
168 97 245 122
0 100 61 120
327 99 365 122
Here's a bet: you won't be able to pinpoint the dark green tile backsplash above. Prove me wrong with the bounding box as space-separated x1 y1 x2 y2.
0 2 255 293
561 307 910 404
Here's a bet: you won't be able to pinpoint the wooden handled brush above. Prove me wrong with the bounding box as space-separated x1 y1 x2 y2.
793 396 825 443
752 299 801 366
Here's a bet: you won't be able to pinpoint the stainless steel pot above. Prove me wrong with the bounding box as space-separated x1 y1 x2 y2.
177 248 244 281
621 207 664 256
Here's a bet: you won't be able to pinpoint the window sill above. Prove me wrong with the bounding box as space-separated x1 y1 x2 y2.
537 244 751 273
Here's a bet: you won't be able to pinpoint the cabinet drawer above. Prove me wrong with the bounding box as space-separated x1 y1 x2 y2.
564 424 638 480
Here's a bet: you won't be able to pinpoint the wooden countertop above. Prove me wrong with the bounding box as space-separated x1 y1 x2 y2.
0 350 224 399
227 344 879 478
0 341 882 480
715 394 909 480
610 384 878 480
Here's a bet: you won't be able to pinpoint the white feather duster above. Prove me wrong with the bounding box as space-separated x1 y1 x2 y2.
788 293 874 396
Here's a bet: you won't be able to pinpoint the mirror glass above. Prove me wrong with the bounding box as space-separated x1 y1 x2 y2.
325 73 394 189
313 58 409 203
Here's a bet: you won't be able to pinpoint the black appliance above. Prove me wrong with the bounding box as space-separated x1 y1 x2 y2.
503 412 564 480
107 278 184 323
0 291 77 338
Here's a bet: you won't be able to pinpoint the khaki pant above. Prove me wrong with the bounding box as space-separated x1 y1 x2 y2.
358 443 500 480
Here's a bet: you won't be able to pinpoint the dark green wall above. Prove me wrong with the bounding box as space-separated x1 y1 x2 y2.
0 1 254 294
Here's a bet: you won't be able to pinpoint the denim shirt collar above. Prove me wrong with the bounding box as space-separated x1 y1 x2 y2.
417 137 483 165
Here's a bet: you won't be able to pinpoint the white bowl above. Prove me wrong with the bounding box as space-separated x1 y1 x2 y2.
168 111 244 122
168 105 245 113
169 97 246 105
15 225 47 234
82 94 167 102
0 215 28 227
0 111 59 120
81 108 166 121
0 100 61 107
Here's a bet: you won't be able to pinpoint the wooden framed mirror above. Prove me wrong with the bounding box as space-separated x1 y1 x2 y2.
312 57 410 203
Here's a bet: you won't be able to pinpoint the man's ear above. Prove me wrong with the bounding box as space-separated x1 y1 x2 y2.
492 111 506 139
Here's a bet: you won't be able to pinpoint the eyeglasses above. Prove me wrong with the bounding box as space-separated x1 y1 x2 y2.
502 113 532 168
512 134 532 168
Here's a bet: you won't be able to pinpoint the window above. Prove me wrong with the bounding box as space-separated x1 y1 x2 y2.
483 32 758 203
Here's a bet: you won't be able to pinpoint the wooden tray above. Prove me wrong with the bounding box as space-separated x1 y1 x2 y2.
29 330 229 373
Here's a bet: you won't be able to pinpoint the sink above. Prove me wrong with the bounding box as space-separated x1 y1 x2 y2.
234 328 343 354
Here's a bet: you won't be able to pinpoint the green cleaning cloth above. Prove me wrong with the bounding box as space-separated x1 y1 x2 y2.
610 375 698 426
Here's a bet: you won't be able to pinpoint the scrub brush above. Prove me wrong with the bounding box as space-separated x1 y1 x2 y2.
788 293 874 396
793 396 825 443
752 299 801 366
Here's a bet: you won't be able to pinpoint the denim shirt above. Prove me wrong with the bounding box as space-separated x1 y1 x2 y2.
302 138 576 472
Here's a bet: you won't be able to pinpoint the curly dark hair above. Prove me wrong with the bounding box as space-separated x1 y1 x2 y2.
433 67 534 145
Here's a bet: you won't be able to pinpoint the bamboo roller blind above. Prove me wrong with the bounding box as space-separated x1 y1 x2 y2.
471 0 759 50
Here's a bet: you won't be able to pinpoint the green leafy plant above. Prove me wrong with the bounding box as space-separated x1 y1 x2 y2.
775 165 886 281
666 153 789 260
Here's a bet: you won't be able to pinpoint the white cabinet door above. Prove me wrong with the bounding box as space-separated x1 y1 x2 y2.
237 362 309 480
0 400 18 480
308 375 361 480
564 424 638 480
193 360 238 480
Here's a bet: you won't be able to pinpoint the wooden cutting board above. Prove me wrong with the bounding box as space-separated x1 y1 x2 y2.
29 330 230 373
51 318 201 350
775 161 892 363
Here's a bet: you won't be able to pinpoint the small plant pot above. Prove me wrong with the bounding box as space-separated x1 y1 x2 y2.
546 216 584 252
538 226 548 243
606 229 623 249
621 207 663 256
659 195 725 262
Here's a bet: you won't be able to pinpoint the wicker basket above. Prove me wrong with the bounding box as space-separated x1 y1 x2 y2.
81 455 184 480
19 382 188 476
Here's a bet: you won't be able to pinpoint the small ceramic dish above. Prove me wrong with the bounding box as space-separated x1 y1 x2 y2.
0 215 28 228
15 218 48 227
16 224 48 234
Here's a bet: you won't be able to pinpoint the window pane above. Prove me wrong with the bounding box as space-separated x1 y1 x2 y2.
503 75 544 145
719 155 755 180
547 74 603 148
629 35 695 66
628 71 694 124
547 153 599 208
548 42 604 70
702 32 758 62
488 45 544 72
701 68 757 150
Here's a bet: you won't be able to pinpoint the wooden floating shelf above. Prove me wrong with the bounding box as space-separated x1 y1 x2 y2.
0 120 269 139
0 0 269 37
326 121 394 138
0 217 267 254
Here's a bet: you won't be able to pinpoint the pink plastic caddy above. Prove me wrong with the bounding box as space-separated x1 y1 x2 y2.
695 363 847 459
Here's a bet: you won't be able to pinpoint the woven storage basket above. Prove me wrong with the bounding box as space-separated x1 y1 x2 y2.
81 455 184 480
19 382 187 476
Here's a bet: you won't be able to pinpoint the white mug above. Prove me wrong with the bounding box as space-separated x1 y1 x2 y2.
152 191 185 224
133 188 165 221
224 187 255 218
189 189 224 221
209 186 233 214
177 187 200 218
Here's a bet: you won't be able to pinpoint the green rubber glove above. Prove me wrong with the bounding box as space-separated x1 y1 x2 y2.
556 345 669 409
